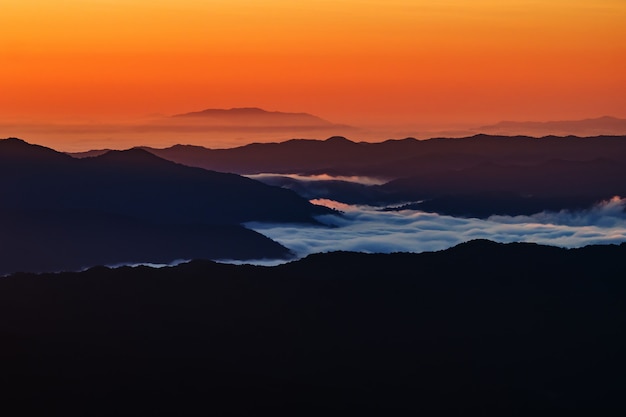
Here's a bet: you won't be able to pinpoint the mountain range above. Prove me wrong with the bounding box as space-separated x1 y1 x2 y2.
8 132 626 275
0 107 358 152
477 116 626 136
5 129 626 415
0 137 332 274
71 134 626 217
154 134 626 176
3 239 625 415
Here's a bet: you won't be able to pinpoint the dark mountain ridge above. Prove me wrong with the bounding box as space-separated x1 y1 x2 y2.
0 208 289 275
3 239 626 415
66 134 626 216
380 157 626 216
1 138 330 224
119 134 626 177
0 137 333 274
384 157 625 198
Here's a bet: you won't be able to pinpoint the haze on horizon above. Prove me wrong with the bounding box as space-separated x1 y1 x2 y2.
2 0 625 150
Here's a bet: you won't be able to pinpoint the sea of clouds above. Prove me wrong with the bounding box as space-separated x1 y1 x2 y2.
245 197 626 259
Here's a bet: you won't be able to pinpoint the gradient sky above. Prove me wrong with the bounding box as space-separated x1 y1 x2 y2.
2 0 625 134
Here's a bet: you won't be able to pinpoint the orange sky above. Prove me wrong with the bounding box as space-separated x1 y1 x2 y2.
1 0 626 149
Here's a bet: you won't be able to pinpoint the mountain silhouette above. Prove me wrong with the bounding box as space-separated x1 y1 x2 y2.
171 107 336 127
1 137 74 164
477 116 626 136
0 208 290 275
0 137 332 274
2 138 330 224
66 148 111 158
381 157 626 217
111 134 626 177
3 240 626 415
133 136 386 174
77 134 626 215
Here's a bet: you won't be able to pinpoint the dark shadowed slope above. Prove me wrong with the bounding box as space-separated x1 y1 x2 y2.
1 138 330 224
0 209 289 274
381 158 626 217
2 240 626 416
80 148 332 224
0 138 332 274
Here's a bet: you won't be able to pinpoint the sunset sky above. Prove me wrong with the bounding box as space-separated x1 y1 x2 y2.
2 0 625 149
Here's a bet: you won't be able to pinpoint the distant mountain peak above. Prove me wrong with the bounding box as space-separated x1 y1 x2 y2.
173 107 310 117
324 136 355 144
1 137 38 148
2 137 28 144
225 107 278 114
592 115 619 121
0 137 72 162
95 148 173 166
478 116 626 136
489 115 624 126
170 107 335 127
229 107 264 112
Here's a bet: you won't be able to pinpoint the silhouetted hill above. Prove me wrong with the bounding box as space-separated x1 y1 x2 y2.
118 134 626 215
478 116 626 136
123 135 626 178
0 138 331 274
0 137 74 165
1 138 330 224
140 136 372 174
66 148 111 158
171 107 335 127
67 135 626 215
0 209 290 275
3 240 626 415
382 158 626 217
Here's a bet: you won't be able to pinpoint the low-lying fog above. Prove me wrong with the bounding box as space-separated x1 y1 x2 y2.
246 197 626 260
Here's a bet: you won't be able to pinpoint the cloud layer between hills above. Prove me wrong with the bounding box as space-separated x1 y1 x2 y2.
246 197 626 258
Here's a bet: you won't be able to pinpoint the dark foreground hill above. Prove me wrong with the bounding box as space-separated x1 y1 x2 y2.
0 138 332 274
2 240 625 416
0 209 289 274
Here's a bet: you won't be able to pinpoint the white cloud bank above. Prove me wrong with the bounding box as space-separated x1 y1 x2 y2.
245 197 626 259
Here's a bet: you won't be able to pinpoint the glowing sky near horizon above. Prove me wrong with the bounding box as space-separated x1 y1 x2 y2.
1 1 625 134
